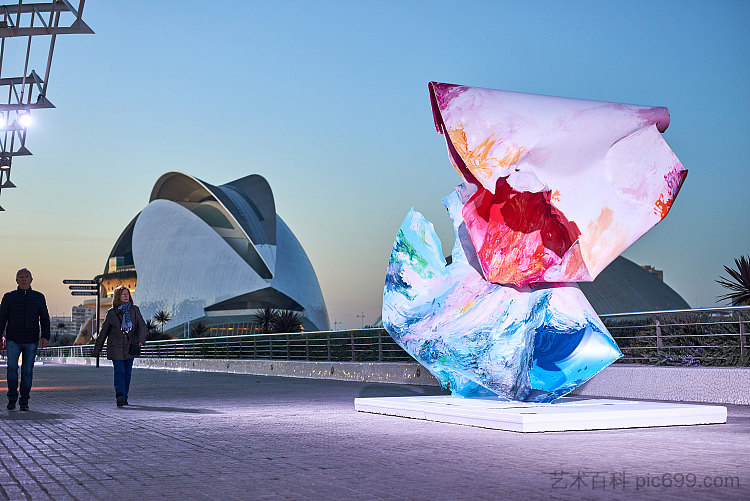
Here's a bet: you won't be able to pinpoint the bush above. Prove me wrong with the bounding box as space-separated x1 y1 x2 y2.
603 311 748 367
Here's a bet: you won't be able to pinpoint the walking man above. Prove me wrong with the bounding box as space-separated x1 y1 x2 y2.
0 268 50 411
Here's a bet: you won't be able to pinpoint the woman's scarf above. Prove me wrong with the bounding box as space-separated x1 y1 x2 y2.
119 302 133 333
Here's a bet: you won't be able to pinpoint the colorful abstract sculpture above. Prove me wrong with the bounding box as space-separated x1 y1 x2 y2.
383 82 687 402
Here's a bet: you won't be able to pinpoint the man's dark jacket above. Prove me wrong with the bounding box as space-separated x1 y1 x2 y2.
0 288 51 344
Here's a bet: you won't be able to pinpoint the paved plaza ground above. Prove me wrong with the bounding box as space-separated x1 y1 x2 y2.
0 364 747 500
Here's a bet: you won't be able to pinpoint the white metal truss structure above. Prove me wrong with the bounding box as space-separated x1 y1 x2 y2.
0 0 92 211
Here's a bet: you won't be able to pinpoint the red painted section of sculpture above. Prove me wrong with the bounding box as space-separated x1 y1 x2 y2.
464 178 583 286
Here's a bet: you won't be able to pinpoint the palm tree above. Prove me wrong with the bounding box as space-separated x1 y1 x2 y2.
251 307 279 334
273 310 304 333
190 321 210 338
145 319 161 341
154 310 172 335
717 255 750 306
53 321 67 345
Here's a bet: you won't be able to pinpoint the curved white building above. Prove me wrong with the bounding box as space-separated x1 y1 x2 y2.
102 172 330 332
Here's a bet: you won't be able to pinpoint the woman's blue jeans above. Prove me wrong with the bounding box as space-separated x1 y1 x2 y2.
6 339 38 404
112 359 134 399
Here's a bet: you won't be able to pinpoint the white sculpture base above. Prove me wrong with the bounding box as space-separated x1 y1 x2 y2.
354 396 727 433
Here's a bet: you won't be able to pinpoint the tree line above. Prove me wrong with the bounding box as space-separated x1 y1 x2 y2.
143 307 305 340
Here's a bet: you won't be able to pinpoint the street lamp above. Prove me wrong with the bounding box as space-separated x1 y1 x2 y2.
0 0 93 212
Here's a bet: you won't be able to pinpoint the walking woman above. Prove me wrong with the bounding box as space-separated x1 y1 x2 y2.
93 286 146 407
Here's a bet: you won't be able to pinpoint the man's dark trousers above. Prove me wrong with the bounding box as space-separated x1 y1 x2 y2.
6 339 38 405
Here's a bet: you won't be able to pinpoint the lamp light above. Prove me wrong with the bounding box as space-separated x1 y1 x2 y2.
17 112 32 128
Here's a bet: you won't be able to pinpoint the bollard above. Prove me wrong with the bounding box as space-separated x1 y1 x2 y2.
655 319 663 351
740 313 746 365
378 330 383 362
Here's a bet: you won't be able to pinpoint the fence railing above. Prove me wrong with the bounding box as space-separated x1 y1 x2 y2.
38 306 750 367
600 306 749 366
39 328 414 363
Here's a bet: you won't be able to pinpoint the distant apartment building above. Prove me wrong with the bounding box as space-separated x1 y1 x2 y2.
72 304 93 335
50 316 74 340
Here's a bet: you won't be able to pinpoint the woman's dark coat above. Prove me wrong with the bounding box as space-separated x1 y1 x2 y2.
93 304 147 360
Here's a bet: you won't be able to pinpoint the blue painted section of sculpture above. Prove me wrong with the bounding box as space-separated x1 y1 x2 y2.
382 187 622 402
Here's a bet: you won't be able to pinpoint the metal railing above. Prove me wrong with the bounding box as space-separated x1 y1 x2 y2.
40 328 414 363
601 306 750 366
39 307 750 367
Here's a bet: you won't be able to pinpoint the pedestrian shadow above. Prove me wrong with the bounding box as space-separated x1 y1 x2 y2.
120 405 220 414
357 384 450 398
1 411 73 421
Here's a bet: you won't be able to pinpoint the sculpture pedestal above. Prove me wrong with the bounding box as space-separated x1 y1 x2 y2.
354 396 727 433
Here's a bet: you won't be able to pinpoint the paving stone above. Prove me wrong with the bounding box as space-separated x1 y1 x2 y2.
0 364 747 500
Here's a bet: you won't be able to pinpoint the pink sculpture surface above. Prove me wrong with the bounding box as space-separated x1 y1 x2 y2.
429 82 687 287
